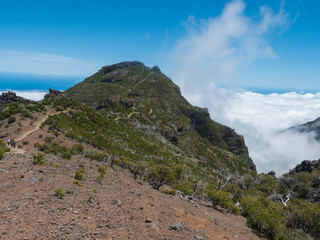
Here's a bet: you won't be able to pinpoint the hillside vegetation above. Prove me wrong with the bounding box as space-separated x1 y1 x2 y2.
1 62 319 239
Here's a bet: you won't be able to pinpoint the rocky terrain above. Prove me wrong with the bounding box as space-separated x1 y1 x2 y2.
0 112 262 240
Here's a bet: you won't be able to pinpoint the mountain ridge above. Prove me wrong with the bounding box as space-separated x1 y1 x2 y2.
65 61 255 171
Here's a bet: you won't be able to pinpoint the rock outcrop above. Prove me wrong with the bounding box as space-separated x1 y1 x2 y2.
294 159 320 173
44 89 63 99
0 91 32 104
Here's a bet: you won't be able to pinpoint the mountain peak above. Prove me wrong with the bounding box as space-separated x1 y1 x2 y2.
99 61 145 75
65 61 254 170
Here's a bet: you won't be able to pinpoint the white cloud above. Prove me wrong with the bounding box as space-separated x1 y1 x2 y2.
204 89 320 175
0 51 100 76
1 90 47 101
170 0 317 175
172 0 293 90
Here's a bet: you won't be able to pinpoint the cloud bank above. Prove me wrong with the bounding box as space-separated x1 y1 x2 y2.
208 90 320 175
171 0 319 174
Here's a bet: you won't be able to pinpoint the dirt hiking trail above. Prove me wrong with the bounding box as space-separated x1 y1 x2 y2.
8 111 67 155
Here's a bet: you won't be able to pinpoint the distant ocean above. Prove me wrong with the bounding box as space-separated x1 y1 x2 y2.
0 72 84 91
1 72 319 101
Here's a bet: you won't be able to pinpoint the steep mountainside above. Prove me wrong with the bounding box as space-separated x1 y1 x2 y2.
65 61 254 170
287 117 320 140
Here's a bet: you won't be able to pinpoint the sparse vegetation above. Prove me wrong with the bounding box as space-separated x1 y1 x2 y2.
0 140 10 159
32 153 45 165
54 188 65 198
74 169 85 181
73 180 83 186
7 116 16 124
97 166 106 182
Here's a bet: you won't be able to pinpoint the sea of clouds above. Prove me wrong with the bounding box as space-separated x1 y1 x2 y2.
200 89 320 175
170 0 319 175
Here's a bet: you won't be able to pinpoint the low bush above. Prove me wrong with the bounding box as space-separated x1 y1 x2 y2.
55 188 65 199
208 190 240 214
74 169 85 181
0 140 10 159
33 153 45 165
73 180 83 186
7 116 16 124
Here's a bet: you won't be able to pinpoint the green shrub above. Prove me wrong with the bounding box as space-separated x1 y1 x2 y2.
45 136 53 143
73 180 83 186
98 166 106 175
145 163 182 190
0 140 10 159
241 196 287 239
33 153 45 165
61 152 71 160
7 116 16 124
85 150 109 162
71 144 84 154
22 141 29 145
208 190 240 214
285 199 320 238
55 188 65 198
74 169 85 181
160 188 177 196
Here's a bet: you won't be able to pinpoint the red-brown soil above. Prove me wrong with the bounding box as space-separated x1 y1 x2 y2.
0 113 263 240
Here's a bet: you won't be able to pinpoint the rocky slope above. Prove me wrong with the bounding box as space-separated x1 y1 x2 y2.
0 115 262 240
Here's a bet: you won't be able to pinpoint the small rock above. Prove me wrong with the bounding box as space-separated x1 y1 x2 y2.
7 183 15 188
214 218 219 225
145 218 152 223
111 199 122 207
195 236 204 240
170 222 183 231
28 177 38 183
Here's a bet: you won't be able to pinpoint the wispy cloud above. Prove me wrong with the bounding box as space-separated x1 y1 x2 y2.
170 0 315 174
172 0 293 92
0 51 100 76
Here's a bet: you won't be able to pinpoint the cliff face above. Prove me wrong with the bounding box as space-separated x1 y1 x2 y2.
65 61 255 171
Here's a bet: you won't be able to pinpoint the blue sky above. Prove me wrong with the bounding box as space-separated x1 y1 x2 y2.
0 0 319 91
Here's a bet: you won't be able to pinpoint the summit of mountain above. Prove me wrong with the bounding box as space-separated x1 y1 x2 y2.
65 61 255 171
